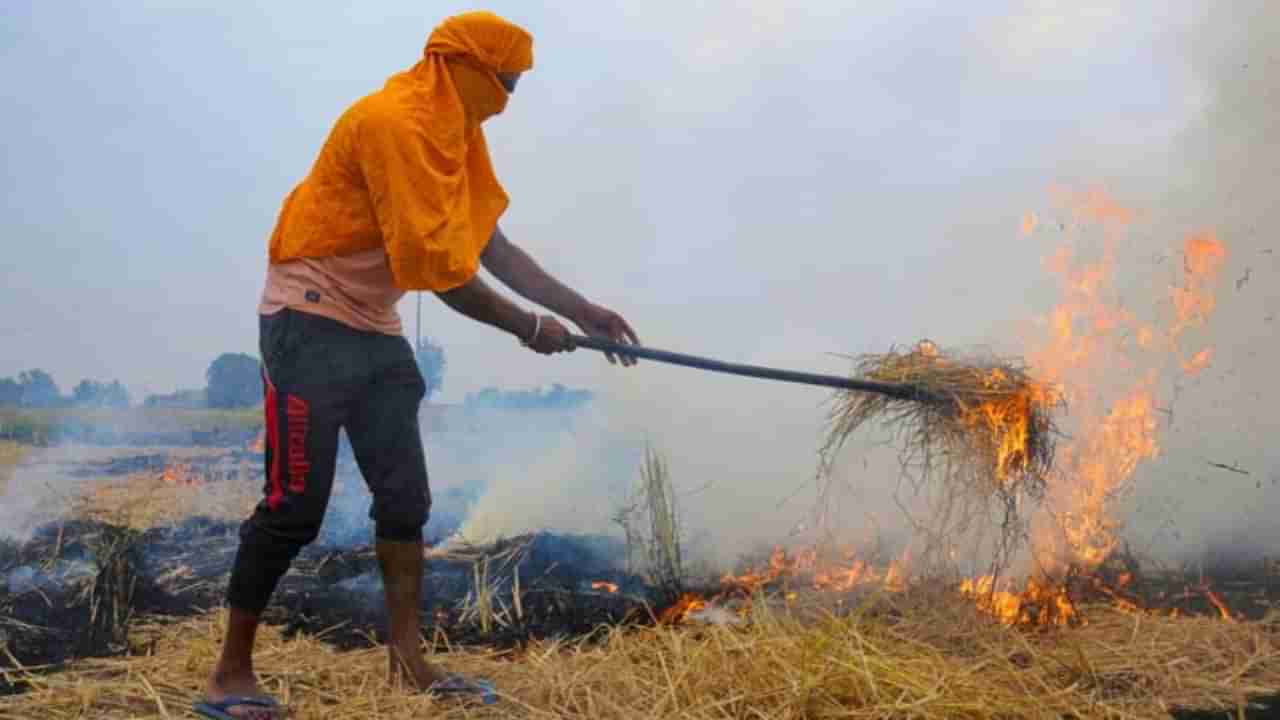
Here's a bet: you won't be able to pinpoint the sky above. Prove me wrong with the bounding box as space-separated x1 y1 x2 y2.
2 1 1277 562
0 0 1211 402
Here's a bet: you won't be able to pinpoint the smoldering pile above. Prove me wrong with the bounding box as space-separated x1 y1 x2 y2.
0 516 655 695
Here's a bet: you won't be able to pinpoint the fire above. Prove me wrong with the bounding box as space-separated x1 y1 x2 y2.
1205 590 1236 623
1181 348 1213 376
956 376 1059 487
1172 232 1227 333
959 575 1079 627
1021 212 1038 236
658 190 1235 631
658 593 707 624
249 429 266 454
717 546 913 596
591 581 619 594
160 461 202 488
1022 189 1227 576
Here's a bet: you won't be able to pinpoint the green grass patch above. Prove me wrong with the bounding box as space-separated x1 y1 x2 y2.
0 407 262 445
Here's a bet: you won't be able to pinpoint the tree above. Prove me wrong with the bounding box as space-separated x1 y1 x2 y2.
144 388 207 409
205 353 263 409
0 378 21 408
103 380 130 408
414 337 446 401
18 369 62 408
464 383 593 410
72 379 130 408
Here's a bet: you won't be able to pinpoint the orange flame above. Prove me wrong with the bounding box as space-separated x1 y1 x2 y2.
1181 348 1213 376
959 575 1079 626
658 593 707 624
591 581 619 594
161 462 202 488
1170 232 1226 341
1204 589 1236 623
1022 189 1227 576
1021 212 1038 236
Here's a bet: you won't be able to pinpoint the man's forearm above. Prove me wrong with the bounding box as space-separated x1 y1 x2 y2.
481 227 590 322
436 274 536 341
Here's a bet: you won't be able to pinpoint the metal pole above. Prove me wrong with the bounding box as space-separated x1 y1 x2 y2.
568 334 942 404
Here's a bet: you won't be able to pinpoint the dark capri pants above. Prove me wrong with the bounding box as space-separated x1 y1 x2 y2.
227 307 431 614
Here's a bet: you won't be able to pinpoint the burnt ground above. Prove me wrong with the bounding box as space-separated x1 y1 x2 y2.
2 442 1278 717
1 517 1277 716
0 516 655 696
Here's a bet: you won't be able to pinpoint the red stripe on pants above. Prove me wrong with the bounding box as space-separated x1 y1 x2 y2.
265 377 284 512
285 395 310 494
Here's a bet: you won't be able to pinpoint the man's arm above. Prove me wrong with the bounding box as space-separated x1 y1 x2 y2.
480 225 640 364
436 274 560 352
481 225 590 322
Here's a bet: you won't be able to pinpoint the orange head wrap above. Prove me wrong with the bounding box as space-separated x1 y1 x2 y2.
426 10 534 73
268 12 535 291
425 11 535 125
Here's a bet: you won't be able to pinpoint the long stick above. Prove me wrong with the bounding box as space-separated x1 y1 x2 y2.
568 334 942 404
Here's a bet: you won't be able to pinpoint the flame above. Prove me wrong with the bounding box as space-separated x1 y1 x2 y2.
658 593 707 624
1181 348 1213 376
664 191 1234 631
591 581 619 594
1170 232 1226 341
1202 587 1237 623
959 575 1079 626
717 545 915 597
955 376 1058 486
249 429 266 454
1021 190 1227 576
882 550 909 592
160 462 202 488
1021 212 1038 236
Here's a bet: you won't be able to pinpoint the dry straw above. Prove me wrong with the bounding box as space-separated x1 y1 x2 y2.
1 597 1275 719
816 340 1064 575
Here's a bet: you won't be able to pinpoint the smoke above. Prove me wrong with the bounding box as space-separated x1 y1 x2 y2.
317 414 635 548
0 445 99 541
1101 0 1280 569
430 361 917 572
2 2 1274 581
429 1 1280 576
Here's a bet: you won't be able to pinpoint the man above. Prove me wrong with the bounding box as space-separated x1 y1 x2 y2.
197 11 638 719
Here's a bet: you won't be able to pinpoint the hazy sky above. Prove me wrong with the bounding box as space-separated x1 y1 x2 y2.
0 1 1218 402
2 2 1276 564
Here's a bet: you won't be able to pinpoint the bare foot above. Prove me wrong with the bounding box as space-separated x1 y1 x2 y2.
388 640 450 690
204 668 281 719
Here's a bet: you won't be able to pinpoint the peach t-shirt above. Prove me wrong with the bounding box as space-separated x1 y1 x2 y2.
258 247 405 336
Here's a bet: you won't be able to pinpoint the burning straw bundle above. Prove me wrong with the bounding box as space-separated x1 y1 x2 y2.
817 340 1063 572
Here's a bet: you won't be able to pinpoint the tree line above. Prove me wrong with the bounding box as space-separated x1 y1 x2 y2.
3 337 587 411
0 354 268 411
0 370 131 409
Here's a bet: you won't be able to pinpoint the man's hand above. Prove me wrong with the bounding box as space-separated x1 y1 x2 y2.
480 227 640 365
572 303 640 366
522 314 574 356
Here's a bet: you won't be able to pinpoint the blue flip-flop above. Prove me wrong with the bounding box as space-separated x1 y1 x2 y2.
428 674 498 705
192 694 283 719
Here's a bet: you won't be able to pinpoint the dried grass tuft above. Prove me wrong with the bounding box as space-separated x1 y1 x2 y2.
78 525 144 657
613 447 685 604
817 340 1064 576
0 441 29 495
